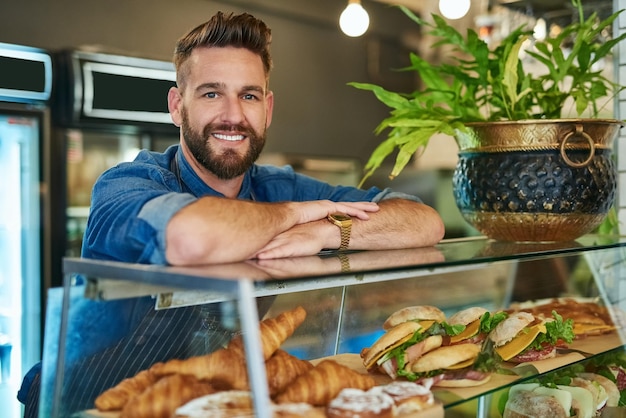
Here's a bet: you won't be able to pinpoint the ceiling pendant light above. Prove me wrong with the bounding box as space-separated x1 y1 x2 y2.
339 0 370 37
438 0 471 20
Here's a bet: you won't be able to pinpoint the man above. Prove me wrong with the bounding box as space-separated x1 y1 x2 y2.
21 11 443 416
81 11 444 266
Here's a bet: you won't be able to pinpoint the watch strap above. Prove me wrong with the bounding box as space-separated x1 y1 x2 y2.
338 222 351 250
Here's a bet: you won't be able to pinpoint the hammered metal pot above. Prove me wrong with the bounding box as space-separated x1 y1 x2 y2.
452 119 622 242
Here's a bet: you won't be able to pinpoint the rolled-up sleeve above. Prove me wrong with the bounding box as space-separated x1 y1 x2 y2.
372 187 423 203
137 193 197 264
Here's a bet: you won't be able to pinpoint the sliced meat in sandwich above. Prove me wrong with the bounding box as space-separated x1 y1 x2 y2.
408 343 490 387
362 305 465 380
361 321 444 379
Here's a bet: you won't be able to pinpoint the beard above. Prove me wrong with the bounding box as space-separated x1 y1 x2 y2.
180 107 266 180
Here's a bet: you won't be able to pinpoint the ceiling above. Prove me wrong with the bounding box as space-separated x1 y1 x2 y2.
375 0 615 27
496 0 614 26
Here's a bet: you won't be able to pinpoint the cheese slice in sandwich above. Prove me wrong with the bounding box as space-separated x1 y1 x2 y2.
494 322 546 361
363 321 422 370
556 385 594 418
450 320 481 344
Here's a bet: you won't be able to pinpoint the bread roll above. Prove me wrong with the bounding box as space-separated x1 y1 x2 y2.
489 312 534 347
503 389 569 418
383 305 445 330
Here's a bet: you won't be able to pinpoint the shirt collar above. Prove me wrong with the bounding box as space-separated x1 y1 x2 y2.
176 147 256 201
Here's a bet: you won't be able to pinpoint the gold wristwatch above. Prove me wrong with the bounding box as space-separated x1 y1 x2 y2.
327 212 352 250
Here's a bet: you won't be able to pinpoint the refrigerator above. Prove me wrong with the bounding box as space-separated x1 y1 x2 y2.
0 43 52 418
49 49 179 287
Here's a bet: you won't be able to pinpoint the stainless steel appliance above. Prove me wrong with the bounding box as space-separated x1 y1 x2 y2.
50 49 179 286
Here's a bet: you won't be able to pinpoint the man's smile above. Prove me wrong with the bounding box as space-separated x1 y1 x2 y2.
213 133 245 141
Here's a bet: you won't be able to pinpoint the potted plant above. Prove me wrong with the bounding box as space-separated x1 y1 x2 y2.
351 0 626 241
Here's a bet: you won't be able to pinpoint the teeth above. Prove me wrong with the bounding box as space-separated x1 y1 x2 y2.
214 133 244 141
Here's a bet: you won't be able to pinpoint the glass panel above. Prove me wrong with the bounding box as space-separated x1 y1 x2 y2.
42 239 626 416
65 130 142 257
0 113 41 418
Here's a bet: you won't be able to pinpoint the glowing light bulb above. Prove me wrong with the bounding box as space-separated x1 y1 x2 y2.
534 18 547 41
339 0 370 37
438 0 471 20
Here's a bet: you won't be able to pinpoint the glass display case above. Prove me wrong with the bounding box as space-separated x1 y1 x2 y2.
40 235 626 417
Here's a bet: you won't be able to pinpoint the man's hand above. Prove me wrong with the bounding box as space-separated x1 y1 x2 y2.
253 221 326 259
287 200 379 224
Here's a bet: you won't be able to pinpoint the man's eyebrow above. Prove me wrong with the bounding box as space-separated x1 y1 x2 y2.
242 85 266 95
195 82 265 95
195 82 224 92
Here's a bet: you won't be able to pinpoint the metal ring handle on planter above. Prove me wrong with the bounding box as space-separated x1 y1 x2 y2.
560 124 595 168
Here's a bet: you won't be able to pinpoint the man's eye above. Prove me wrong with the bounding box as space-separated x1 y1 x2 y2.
205 92 218 98
243 93 258 100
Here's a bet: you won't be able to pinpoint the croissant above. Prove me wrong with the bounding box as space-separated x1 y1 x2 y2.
228 306 307 360
94 366 161 411
266 349 313 397
120 373 215 418
150 347 250 390
274 359 375 406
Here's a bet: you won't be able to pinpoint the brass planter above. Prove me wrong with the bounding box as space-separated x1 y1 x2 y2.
452 119 622 242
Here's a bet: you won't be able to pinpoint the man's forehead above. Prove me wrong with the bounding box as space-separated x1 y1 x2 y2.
185 47 268 90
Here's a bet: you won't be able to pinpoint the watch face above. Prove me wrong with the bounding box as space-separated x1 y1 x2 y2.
330 213 351 222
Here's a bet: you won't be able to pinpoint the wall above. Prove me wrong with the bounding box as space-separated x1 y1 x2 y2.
0 0 419 165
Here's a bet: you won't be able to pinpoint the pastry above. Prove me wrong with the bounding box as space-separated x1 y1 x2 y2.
326 388 394 418
266 349 313 397
150 347 249 390
173 391 325 417
379 381 435 414
94 366 161 411
274 359 375 406
119 373 215 418
228 306 307 360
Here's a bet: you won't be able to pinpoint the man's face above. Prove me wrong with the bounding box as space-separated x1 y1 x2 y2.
169 46 274 180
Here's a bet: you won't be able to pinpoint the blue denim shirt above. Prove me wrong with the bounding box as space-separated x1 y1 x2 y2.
82 144 420 264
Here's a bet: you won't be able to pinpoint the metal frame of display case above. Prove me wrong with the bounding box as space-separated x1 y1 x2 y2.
45 235 626 418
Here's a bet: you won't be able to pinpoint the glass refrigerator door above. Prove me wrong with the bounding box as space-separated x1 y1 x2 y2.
65 130 143 257
0 113 41 418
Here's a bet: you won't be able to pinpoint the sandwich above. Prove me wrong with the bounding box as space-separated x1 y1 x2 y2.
407 343 491 387
361 305 463 379
503 384 570 418
509 298 617 337
488 310 574 363
447 307 507 346
503 382 594 418
503 372 621 418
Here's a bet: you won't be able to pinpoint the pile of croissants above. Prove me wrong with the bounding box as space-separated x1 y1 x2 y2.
94 306 375 417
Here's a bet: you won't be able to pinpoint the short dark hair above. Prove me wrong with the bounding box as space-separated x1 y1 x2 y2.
174 11 272 87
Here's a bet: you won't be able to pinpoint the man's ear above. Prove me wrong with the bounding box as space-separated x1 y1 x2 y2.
265 90 274 129
168 86 183 127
